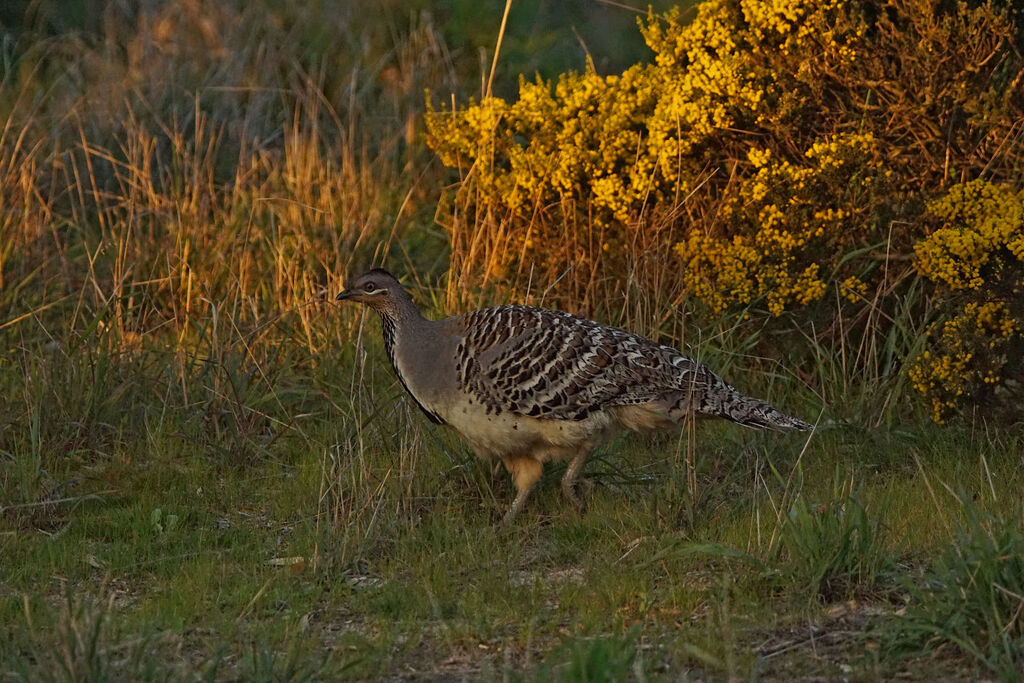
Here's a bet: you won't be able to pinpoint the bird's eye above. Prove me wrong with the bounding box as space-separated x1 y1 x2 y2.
364 282 376 293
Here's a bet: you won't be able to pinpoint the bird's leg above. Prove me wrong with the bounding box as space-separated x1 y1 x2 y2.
561 449 590 512
500 456 544 525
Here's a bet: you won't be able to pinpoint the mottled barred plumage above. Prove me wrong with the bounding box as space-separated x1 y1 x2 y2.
337 269 812 524
454 305 809 429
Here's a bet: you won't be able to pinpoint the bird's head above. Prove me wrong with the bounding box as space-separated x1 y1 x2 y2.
336 268 406 312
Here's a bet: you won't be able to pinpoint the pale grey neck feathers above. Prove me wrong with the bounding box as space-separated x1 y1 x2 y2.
369 291 444 425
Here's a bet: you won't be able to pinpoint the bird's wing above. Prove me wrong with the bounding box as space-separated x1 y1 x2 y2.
454 306 726 420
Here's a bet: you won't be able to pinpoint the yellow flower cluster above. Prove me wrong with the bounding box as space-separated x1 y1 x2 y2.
839 276 868 303
428 64 663 224
675 132 880 315
907 302 1020 423
739 0 846 54
908 180 1024 421
805 133 876 170
914 180 1024 290
675 232 826 315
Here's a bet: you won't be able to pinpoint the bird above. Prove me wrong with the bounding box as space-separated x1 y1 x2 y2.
337 268 811 524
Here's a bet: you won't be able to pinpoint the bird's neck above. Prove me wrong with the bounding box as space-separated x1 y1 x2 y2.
373 296 427 371
372 296 446 425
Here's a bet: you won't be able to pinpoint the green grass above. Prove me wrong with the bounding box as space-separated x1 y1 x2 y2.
4 351 1022 679
884 496 1024 679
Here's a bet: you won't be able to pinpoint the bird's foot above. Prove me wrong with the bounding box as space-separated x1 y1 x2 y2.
500 506 520 526
500 487 535 526
562 478 592 514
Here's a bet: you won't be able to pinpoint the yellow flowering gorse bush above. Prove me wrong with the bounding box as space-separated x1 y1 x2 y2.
676 132 880 315
429 0 861 228
914 181 1024 290
429 0 1024 421
907 302 1020 423
908 181 1024 421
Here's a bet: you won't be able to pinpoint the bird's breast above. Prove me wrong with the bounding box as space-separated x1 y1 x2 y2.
390 334 453 424
440 392 615 458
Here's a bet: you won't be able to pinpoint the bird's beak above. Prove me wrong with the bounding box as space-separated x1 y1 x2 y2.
336 289 353 301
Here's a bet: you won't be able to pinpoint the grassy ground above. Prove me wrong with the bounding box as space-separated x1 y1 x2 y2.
2 1 1023 680
2 313 1023 680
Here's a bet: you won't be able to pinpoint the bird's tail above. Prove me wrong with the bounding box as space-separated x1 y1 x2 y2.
715 390 812 431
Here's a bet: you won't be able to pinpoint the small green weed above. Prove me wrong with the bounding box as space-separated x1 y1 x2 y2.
777 492 894 602
658 479 896 603
236 638 334 683
149 509 181 535
9 589 192 683
532 626 642 682
887 498 1024 678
